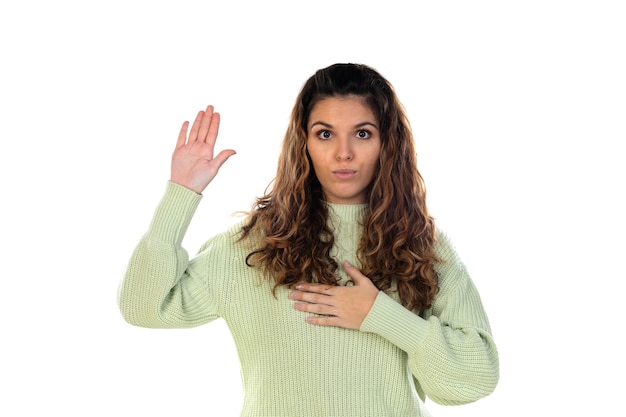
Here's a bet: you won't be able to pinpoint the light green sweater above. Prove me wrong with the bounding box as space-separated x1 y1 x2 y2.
118 182 499 416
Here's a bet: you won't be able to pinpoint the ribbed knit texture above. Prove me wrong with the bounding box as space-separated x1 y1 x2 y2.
118 182 499 416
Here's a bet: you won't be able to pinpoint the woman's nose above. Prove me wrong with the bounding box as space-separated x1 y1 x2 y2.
335 137 353 161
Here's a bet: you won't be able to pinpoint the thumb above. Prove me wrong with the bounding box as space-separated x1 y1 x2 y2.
343 261 368 284
213 149 237 168
206 149 236 179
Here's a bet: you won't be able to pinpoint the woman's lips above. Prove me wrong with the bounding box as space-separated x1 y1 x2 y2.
333 169 356 179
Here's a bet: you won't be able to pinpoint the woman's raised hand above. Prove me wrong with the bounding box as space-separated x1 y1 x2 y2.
170 105 236 194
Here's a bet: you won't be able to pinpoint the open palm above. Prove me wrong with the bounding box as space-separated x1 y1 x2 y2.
170 105 236 194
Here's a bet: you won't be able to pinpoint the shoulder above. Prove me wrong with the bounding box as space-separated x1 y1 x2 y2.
434 228 460 261
432 228 471 294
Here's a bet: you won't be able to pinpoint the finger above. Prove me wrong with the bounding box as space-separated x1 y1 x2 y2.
294 283 335 294
209 149 237 173
294 302 334 315
204 111 220 146
342 261 367 284
290 290 332 305
305 315 340 326
176 121 189 149
188 110 205 142
196 105 215 143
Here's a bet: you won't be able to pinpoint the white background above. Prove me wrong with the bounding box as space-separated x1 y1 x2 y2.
1 1 624 416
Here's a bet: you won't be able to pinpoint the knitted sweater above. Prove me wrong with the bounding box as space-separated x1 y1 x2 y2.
118 182 499 417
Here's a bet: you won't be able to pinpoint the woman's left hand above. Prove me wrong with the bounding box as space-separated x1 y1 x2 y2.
289 261 379 330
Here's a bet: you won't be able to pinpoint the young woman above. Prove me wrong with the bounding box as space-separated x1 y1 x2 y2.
119 63 499 416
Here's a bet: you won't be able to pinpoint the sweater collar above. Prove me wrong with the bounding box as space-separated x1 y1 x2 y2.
325 201 368 223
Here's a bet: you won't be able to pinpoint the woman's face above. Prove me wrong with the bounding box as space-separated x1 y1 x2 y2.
306 96 381 204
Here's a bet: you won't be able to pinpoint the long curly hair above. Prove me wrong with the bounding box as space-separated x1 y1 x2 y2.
240 63 439 311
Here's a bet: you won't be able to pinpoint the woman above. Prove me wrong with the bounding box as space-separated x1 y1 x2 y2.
119 63 499 416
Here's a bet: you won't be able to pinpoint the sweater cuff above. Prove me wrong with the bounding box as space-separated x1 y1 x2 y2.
360 291 430 354
145 181 202 245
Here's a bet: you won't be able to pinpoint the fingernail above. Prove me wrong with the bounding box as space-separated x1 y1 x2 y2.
295 285 303 290
344 261 352 268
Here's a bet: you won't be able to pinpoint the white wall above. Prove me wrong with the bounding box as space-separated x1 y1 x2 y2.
1 1 624 415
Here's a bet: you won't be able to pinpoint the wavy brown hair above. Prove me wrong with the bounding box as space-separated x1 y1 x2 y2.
240 63 440 311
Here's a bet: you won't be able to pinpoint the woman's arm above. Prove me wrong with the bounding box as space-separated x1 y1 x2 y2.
118 105 236 328
118 182 221 328
291 231 499 404
359 230 499 404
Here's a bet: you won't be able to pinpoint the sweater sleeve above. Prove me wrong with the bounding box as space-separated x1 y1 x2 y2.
118 181 221 328
359 229 499 405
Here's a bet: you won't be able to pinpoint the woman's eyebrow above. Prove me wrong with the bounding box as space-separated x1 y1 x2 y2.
355 121 379 129
310 121 333 129
309 121 379 129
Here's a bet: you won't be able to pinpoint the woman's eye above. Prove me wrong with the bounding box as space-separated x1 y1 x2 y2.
317 130 332 139
356 130 371 139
